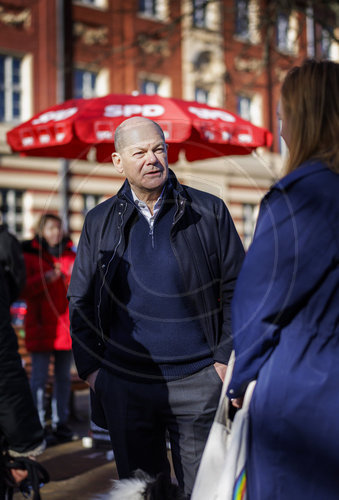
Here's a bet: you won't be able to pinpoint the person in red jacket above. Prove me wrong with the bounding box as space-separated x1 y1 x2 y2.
22 213 76 444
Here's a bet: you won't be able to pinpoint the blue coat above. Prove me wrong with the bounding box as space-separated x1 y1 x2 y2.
227 160 339 499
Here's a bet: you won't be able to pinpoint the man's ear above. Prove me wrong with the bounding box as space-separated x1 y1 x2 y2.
112 152 124 175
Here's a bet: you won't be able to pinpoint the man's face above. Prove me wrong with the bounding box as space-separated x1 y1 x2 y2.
112 121 169 196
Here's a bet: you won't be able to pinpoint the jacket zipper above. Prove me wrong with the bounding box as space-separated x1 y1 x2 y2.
170 197 210 338
97 201 127 342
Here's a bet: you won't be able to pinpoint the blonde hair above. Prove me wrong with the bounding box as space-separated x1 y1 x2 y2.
281 59 339 175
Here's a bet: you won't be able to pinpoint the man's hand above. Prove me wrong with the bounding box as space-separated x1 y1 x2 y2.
10 456 36 484
11 468 28 483
214 362 227 382
86 369 100 392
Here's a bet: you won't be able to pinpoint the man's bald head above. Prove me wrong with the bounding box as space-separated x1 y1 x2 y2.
114 117 166 154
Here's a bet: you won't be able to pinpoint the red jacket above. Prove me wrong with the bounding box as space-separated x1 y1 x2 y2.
21 237 76 352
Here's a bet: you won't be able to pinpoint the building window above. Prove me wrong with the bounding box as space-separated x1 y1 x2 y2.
320 28 331 59
237 95 251 121
0 55 22 122
138 73 171 97
276 11 298 53
139 0 157 16
237 94 262 126
193 0 207 28
0 189 24 237
195 87 209 104
235 0 249 38
140 79 160 95
243 203 257 250
83 194 101 216
74 69 98 99
276 12 289 51
73 0 107 6
138 0 168 20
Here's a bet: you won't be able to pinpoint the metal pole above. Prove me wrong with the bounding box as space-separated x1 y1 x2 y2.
56 0 70 233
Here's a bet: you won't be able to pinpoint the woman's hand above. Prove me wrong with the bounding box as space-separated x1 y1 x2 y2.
231 397 244 409
44 264 62 283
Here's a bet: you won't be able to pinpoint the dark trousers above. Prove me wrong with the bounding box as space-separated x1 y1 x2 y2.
93 363 222 497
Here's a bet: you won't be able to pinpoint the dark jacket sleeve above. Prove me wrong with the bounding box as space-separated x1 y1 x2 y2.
214 199 245 364
0 267 43 454
68 214 104 380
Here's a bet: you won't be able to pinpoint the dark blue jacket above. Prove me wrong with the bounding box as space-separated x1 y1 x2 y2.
68 170 245 380
227 160 339 499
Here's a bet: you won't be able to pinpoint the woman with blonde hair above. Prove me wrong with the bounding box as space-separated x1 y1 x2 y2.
227 59 339 498
22 213 76 445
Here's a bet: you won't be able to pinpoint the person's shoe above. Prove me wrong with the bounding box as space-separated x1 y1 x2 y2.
53 424 79 443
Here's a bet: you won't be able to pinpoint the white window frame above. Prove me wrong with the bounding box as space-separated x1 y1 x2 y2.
0 54 24 123
0 189 24 238
74 68 108 99
276 11 298 54
138 73 171 97
237 94 262 127
235 0 249 39
195 87 209 104
138 0 168 21
73 0 108 8
192 0 207 29
234 0 260 44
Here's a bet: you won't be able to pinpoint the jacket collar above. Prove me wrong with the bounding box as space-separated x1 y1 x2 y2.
273 160 329 192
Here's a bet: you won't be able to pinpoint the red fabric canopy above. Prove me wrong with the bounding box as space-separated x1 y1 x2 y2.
7 94 272 163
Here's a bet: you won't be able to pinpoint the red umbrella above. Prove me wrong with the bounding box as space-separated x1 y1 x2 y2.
7 94 272 163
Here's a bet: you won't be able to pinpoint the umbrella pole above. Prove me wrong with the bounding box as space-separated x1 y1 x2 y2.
59 158 70 234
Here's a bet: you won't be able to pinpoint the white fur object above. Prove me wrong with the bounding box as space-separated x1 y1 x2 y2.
108 477 149 500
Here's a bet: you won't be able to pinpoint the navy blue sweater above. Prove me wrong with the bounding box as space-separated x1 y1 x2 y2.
107 196 213 380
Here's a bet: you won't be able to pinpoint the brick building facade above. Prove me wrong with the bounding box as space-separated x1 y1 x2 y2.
0 0 337 245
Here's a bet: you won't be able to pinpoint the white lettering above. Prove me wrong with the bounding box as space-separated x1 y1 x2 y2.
204 130 215 140
238 133 252 143
96 130 113 140
32 107 78 125
103 104 164 118
56 132 65 142
104 105 123 117
22 136 34 146
188 106 236 123
39 134 51 144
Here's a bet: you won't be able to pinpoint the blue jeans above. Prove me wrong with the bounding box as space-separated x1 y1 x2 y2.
30 350 72 428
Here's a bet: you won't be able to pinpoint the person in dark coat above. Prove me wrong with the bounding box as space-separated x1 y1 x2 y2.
227 59 339 499
22 214 76 444
0 247 44 497
68 117 245 497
